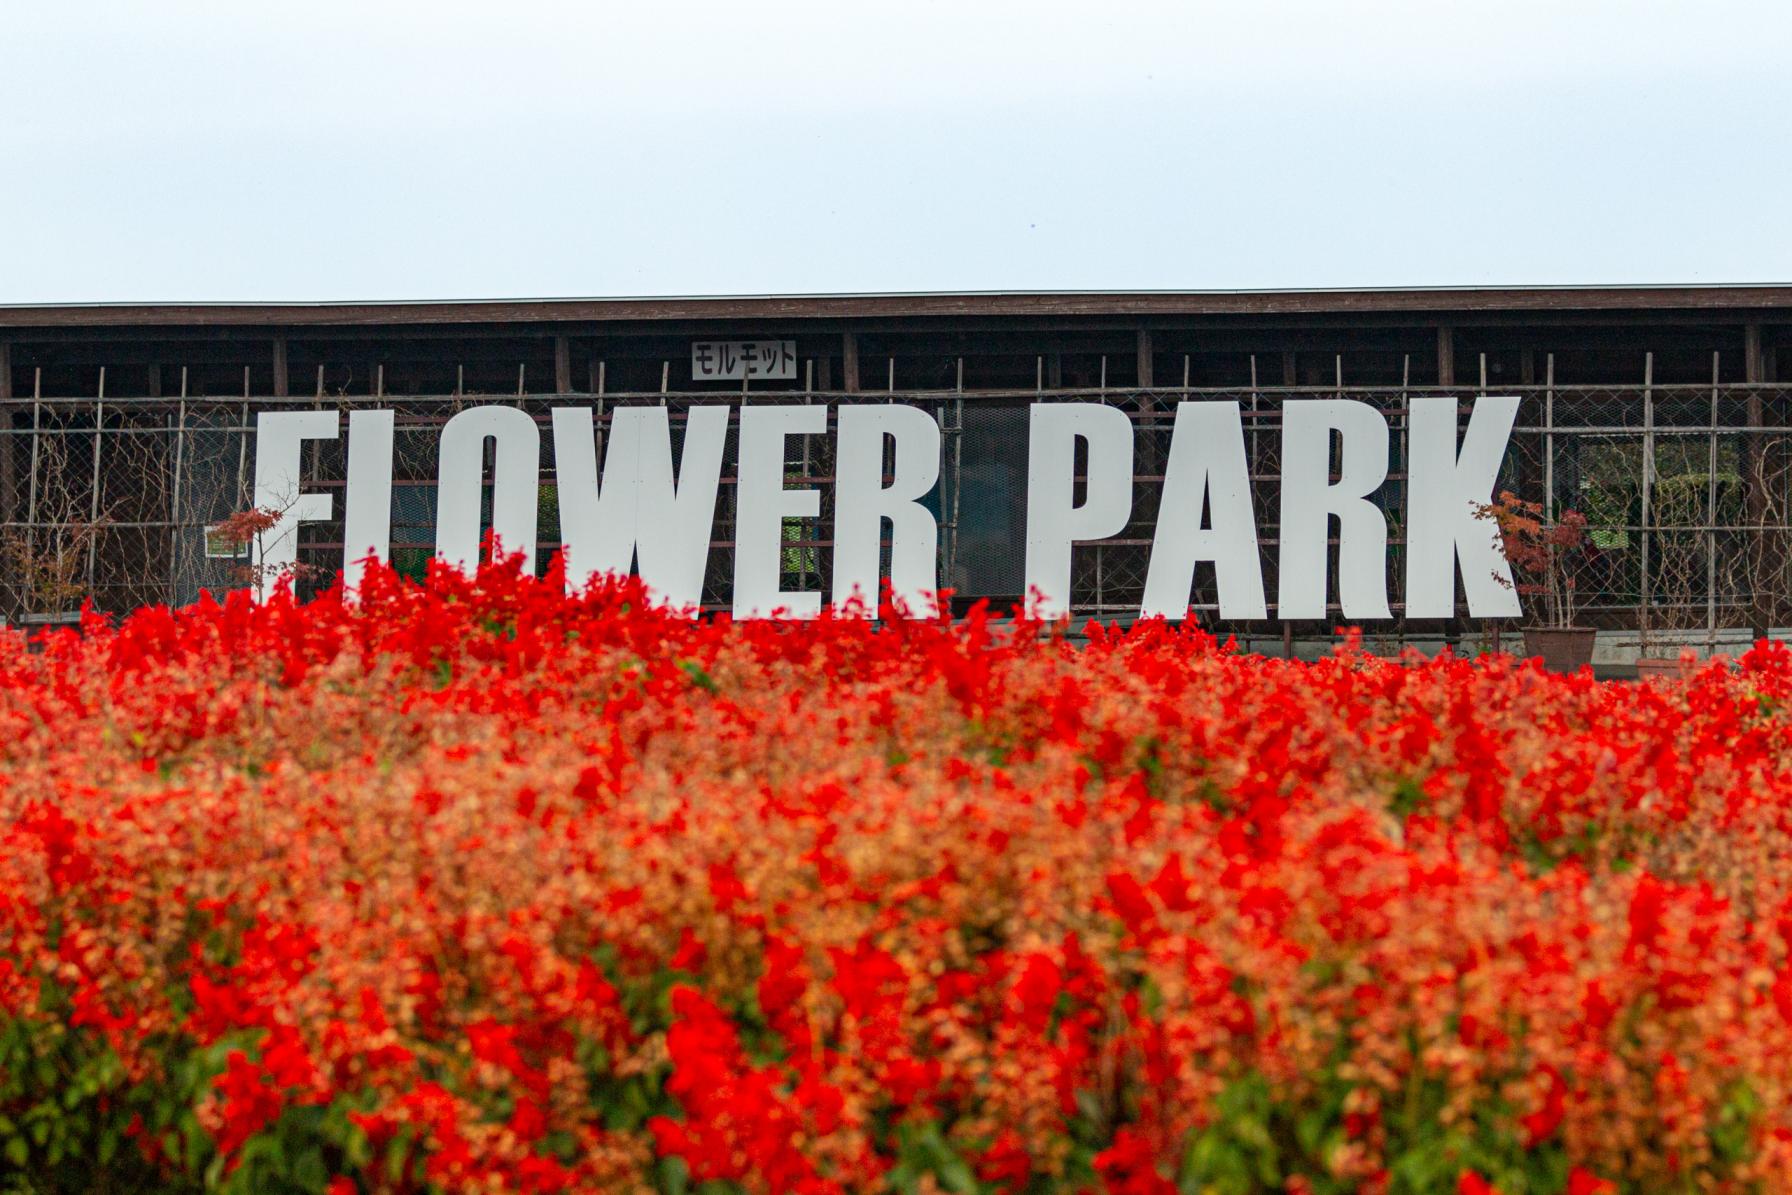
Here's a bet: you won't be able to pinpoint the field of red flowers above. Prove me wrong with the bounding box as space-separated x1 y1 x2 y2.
4 561 1792 1194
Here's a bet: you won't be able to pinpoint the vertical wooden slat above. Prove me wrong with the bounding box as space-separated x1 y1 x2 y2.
554 336 572 394
1135 330 1154 388
1544 354 1556 520
1640 351 1655 652
0 343 12 535
26 369 42 527
1745 323 1768 639
89 373 106 587
842 332 860 393
169 396 187 601
1708 352 1721 646
1436 325 1455 387
272 338 289 398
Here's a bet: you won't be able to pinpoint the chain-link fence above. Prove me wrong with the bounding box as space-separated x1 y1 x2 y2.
3 386 1791 640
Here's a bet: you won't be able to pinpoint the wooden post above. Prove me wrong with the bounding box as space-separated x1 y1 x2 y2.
842 333 860 393
272 338 289 398
1136 331 1157 474
554 336 572 394
0 343 12 534
1708 352 1721 647
1641 351 1655 655
1544 354 1556 519
89 373 106 587
170 395 187 601
1744 323 1770 640
26 370 41 529
1437 326 1455 387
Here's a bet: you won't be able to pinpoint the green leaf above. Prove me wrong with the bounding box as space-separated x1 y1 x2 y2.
657 1154 690 1195
678 660 719 693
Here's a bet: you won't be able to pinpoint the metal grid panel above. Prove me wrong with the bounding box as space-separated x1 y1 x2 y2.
4 385 1791 639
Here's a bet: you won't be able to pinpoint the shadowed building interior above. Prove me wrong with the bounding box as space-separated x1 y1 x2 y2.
1 286 1788 652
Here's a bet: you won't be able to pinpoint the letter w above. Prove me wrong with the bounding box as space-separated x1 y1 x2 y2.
551 406 728 613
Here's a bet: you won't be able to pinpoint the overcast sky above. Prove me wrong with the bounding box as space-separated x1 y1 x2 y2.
4 0 1788 303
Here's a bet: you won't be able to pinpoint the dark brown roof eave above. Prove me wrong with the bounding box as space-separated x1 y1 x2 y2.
4 285 1792 330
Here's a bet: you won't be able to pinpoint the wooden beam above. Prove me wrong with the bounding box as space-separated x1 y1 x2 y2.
554 335 572 394
272 338 289 397
1744 323 1769 638
842 332 860 393
1436 325 1455 387
5 285 1792 331
1136 330 1154 388
0 343 11 533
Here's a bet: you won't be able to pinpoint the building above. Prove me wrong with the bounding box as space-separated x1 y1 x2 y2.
2 286 1789 652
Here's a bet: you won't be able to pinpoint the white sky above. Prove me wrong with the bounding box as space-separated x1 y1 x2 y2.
4 0 1789 303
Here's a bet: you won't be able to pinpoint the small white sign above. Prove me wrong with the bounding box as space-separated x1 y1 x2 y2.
692 340 797 381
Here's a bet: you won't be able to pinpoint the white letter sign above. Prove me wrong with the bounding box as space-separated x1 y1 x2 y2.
342 409 393 593
1024 403 1134 620
435 406 540 575
1142 401 1267 621
734 405 827 618
246 393 1527 625
1277 400 1392 621
250 410 336 602
1405 396 1523 619
551 405 727 612
832 405 941 617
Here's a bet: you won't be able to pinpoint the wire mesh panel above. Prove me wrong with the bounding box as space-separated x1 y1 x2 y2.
4 386 1792 641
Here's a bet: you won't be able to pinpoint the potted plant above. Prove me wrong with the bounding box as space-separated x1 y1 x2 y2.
1 517 107 630
0 429 113 631
1475 491 1596 673
209 503 332 599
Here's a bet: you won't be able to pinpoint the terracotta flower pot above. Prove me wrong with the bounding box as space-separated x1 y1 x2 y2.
1523 627 1597 673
